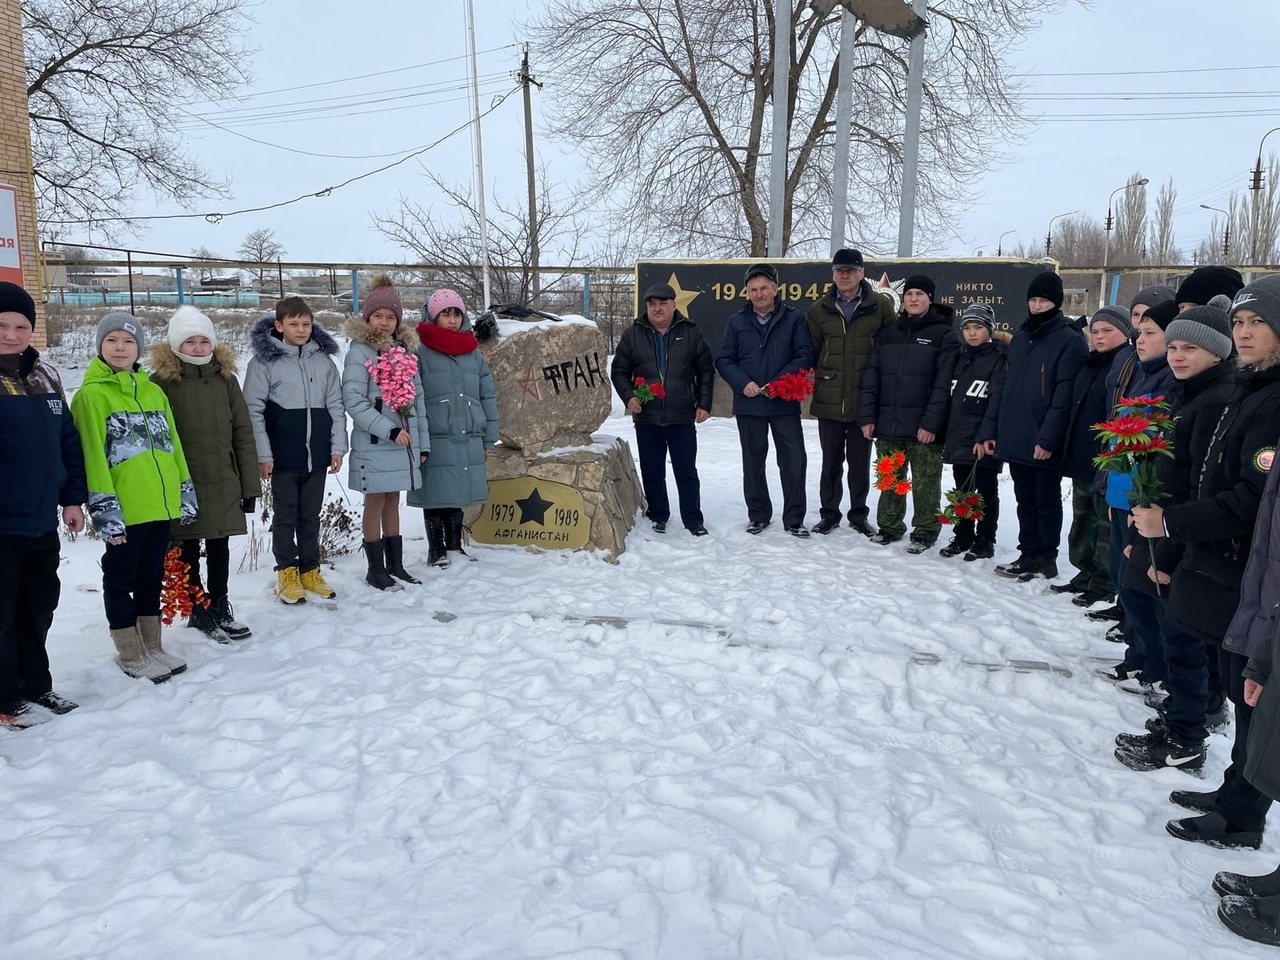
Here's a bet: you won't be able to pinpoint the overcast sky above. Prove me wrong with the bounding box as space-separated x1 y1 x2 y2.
70 0 1280 266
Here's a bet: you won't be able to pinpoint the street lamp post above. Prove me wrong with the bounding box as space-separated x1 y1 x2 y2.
1100 178 1149 308
1044 210 1076 257
1200 203 1232 260
1249 127 1280 267
996 229 1015 257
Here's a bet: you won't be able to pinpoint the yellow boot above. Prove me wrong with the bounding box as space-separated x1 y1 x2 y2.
276 566 306 604
299 566 336 599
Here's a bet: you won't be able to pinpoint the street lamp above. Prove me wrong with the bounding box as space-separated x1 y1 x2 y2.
1044 210 1077 257
1200 203 1232 259
996 229 1016 257
1248 127 1280 266
1100 178 1149 308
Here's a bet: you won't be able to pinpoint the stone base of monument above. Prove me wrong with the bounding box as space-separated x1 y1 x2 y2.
465 434 645 561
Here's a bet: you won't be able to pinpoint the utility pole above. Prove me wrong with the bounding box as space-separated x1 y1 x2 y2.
896 0 927 257
829 8 856 254
767 0 791 258
519 45 543 303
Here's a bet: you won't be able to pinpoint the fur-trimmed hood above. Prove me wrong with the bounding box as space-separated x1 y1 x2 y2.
343 314 420 353
145 341 239 382
249 314 340 363
1248 345 1280 373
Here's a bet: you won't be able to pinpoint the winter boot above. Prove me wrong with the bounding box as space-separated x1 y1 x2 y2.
110 625 171 684
994 553 1032 578
31 691 78 715
211 596 252 640
1219 893 1280 947
964 539 995 561
187 601 231 644
1215 864 1280 899
300 567 337 599
363 540 397 591
939 534 974 558
1018 557 1057 582
426 515 450 568
383 535 421 584
1170 788 1219 814
446 509 477 561
276 566 306 604
1114 733 1206 774
138 616 187 676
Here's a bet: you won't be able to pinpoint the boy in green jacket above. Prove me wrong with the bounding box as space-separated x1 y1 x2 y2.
70 312 197 684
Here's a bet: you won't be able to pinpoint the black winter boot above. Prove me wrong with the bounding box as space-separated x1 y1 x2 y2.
363 539 397 590
939 534 974 558
446 509 477 561
426 515 450 568
384 535 421 584
187 601 232 644
211 596 252 640
964 539 996 561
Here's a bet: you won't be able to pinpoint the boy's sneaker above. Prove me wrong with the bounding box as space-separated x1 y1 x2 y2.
276 566 306 605
906 538 932 555
31 691 78 715
1115 734 1206 774
1143 683 1170 709
869 531 902 545
1207 701 1232 734
938 536 973 558
0 703 49 731
964 539 995 561
1072 590 1113 608
300 567 337 599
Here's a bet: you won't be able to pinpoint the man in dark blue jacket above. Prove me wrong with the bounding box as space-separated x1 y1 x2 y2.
0 282 87 729
716 263 815 536
611 283 715 536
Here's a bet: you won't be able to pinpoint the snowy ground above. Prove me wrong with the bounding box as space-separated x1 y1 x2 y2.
3 342 1274 958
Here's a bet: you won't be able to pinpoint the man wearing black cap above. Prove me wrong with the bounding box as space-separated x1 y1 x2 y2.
0 281 87 728
716 262 815 536
806 248 896 536
1175 266 1244 311
610 282 715 536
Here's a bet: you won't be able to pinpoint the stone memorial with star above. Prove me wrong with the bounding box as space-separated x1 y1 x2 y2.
466 314 644 560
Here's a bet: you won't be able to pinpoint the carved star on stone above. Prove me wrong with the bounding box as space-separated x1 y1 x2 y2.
517 362 542 400
667 273 701 320
515 487 554 526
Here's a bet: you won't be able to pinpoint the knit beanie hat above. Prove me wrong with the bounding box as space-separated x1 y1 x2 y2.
1130 285 1175 310
1174 266 1244 307
167 305 217 353
0 281 36 329
1228 273 1280 339
902 274 936 301
362 273 403 327
427 288 467 322
96 311 145 354
960 303 996 331
1090 304 1133 339
1027 271 1064 309
743 262 779 285
1141 299 1180 331
1165 305 1234 360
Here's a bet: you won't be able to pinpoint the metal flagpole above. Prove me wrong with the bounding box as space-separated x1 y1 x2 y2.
767 0 791 258
830 8 856 253
895 0 926 257
466 0 492 309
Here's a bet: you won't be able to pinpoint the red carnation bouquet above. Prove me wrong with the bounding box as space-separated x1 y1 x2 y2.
875 451 912 496
161 545 210 626
762 367 814 401
633 376 667 404
938 489 985 526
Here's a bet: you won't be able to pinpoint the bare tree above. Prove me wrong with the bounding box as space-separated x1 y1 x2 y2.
238 229 288 290
1113 173 1148 264
189 247 223 283
1149 178 1178 264
531 0 1078 257
371 172 589 309
24 0 252 233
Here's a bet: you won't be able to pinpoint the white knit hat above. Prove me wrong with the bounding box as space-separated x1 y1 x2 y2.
168 305 217 354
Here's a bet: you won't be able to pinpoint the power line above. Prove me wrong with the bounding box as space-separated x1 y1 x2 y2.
1036 108 1280 122
1019 64 1280 78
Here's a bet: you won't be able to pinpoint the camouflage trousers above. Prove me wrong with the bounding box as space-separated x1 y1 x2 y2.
1066 482 1114 595
875 439 944 543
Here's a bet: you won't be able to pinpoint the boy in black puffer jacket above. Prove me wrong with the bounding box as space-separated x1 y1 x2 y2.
940 304 1005 560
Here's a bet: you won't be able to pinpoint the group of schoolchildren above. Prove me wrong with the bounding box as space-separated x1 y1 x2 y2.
0 276 497 725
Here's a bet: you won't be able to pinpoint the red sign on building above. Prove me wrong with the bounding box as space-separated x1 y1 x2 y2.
0 185 24 287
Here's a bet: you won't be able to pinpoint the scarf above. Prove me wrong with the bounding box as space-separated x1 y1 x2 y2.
417 321 478 356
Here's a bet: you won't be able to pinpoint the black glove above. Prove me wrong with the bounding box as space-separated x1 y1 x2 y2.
241 498 256 514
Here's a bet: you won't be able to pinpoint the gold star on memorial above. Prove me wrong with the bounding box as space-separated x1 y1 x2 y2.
667 273 701 320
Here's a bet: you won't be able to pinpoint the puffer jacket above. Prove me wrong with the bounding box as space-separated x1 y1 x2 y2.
806 280 896 421
857 304 959 442
147 342 261 540
1164 352 1280 644
406 317 499 510
242 316 347 472
944 338 1006 467
342 317 430 494
978 310 1088 467
1061 343 1132 484
1239 463 1280 800
715 299 815 417
1105 354 1176 510
69 356 197 540
610 312 714 425
0 348 86 537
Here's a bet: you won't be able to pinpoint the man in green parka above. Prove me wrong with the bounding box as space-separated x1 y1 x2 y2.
806 248 896 536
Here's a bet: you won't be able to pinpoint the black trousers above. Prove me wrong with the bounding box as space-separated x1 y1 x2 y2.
817 419 872 525
1214 646 1273 832
271 468 326 573
179 537 230 602
1009 464 1065 558
0 531 62 711
101 520 169 630
949 463 1000 542
736 415 807 528
635 422 703 529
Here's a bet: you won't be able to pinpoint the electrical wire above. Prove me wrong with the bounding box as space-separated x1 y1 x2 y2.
1018 64 1280 78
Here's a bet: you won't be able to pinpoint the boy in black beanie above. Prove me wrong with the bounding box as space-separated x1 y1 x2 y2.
978 271 1087 580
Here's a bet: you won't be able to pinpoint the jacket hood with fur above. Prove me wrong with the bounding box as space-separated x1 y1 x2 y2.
146 342 239 381
249 314 340 363
343 315 421 353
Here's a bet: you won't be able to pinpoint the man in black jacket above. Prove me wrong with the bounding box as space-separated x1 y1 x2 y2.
611 283 715 536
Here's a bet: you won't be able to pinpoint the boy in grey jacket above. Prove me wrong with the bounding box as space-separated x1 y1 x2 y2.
243 297 347 604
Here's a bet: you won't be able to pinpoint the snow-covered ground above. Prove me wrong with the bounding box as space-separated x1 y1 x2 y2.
3 339 1273 958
